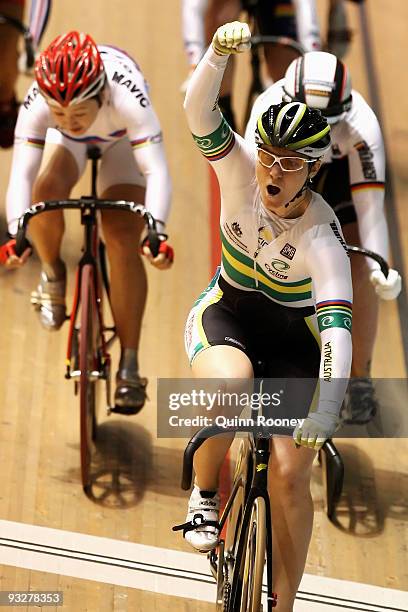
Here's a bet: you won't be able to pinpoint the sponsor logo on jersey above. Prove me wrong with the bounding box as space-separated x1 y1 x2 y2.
323 341 332 382
225 336 246 350
112 72 149 107
264 259 290 279
185 315 194 350
200 499 217 507
330 222 349 256
257 226 273 250
280 243 296 260
224 224 249 253
354 140 377 180
231 222 242 237
23 87 40 109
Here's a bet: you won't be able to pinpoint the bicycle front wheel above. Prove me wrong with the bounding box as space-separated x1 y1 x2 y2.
238 496 267 612
79 264 100 494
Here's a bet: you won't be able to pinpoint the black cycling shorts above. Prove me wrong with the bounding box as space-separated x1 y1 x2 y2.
242 0 298 40
186 272 320 378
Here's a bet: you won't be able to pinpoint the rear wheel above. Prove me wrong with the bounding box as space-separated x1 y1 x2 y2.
238 497 267 612
79 264 101 494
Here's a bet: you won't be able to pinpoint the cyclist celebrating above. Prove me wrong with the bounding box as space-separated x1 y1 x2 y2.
0 0 51 148
177 21 352 610
0 31 173 414
245 50 402 424
181 0 321 128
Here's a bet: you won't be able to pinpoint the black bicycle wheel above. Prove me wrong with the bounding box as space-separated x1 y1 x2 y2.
238 496 267 612
79 264 100 493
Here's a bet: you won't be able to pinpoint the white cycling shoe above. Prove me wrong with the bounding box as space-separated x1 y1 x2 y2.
174 485 220 552
31 265 67 331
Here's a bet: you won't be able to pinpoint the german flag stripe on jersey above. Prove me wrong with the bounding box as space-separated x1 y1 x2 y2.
351 182 385 192
275 3 295 17
192 117 235 162
221 229 312 302
316 300 352 332
23 137 45 148
131 136 150 148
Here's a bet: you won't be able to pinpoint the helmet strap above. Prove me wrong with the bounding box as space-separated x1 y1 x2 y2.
285 165 313 208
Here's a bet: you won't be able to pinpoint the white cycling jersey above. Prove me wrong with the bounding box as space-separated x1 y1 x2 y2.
245 80 388 269
28 0 51 46
6 44 171 234
184 47 352 414
182 0 321 68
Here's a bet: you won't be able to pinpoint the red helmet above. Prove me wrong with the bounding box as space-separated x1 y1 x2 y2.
35 31 106 107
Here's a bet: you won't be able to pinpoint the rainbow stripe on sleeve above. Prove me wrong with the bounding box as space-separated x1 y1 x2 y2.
316 300 352 333
131 132 163 149
351 181 385 193
192 117 235 162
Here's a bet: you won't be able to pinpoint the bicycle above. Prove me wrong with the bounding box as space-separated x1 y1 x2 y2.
174 376 343 611
14 146 161 495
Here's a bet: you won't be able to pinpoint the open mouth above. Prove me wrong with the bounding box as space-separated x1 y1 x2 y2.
267 185 281 196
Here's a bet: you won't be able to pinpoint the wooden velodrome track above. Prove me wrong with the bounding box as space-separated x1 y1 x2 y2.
0 0 407 610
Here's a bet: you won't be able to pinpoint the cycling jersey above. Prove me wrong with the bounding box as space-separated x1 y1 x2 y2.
245 80 388 270
184 47 352 415
28 0 51 46
182 0 320 67
6 44 171 234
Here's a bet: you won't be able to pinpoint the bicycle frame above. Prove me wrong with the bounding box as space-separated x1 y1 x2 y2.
15 162 159 492
179 420 276 610
65 199 114 404
227 432 274 610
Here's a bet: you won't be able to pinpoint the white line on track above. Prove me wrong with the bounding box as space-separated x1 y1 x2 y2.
0 520 407 610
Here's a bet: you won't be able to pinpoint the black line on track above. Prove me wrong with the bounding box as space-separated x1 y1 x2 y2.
1 538 407 610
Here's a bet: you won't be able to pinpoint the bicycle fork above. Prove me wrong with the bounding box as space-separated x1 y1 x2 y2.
230 438 276 610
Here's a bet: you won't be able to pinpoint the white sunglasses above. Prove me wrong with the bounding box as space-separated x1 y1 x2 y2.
257 148 314 172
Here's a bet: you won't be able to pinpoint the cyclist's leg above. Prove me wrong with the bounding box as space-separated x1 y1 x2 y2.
191 345 253 490
327 0 351 59
0 0 24 147
180 275 254 550
184 344 253 551
341 220 379 422
268 438 315 612
30 131 86 330
264 317 320 611
98 137 148 413
342 221 379 378
256 0 300 82
205 0 242 129
31 136 84 263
